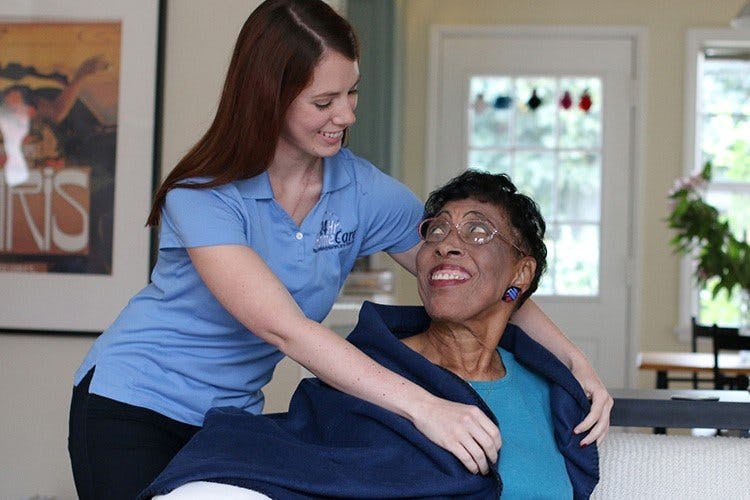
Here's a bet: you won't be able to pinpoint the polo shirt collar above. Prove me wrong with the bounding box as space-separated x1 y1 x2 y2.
235 149 353 199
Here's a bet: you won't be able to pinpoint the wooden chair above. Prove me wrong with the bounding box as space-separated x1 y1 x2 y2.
712 327 750 390
665 317 716 388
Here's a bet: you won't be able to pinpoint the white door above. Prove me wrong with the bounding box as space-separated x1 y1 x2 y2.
427 27 640 387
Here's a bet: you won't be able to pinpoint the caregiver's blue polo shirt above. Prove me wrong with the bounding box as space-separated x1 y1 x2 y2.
74 148 423 426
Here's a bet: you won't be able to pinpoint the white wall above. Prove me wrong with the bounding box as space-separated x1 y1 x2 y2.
0 335 93 500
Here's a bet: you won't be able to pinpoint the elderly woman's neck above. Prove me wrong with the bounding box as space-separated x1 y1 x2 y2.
402 320 506 381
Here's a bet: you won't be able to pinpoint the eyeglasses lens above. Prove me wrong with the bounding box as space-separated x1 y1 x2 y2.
419 219 495 245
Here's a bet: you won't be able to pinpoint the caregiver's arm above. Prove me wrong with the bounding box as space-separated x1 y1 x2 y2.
188 244 500 475
510 299 612 445
391 243 612 445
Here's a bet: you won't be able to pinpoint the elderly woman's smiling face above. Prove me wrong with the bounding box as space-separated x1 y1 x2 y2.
416 198 533 324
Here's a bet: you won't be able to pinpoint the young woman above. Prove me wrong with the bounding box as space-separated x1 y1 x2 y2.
68 1 612 499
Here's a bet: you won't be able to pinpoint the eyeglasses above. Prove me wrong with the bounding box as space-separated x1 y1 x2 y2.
418 217 526 255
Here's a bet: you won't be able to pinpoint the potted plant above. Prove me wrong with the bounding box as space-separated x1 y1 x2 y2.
666 162 750 335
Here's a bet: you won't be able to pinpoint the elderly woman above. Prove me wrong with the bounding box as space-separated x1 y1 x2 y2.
141 171 599 499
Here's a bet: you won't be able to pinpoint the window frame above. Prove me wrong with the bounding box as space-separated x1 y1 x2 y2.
679 28 750 340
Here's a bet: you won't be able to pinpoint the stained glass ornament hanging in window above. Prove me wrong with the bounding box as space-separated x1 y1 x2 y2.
579 89 592 112
494 95 512 109
472 93 488 113
559 90 573 110
527 88 542 110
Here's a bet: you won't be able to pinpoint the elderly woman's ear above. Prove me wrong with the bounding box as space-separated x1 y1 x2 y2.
509 256 537 298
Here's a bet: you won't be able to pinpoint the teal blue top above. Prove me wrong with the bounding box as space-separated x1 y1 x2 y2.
469 348 573 499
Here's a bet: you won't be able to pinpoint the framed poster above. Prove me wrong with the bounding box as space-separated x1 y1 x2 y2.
0 0 163 333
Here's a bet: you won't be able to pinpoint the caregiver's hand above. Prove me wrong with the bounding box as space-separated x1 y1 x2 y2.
571 362 613 446
410 396 501 475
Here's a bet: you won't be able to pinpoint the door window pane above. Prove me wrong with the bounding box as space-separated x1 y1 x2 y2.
559 78 602 149
512 151 555 219
469 77 513 148
468 150 511 174
515 77 556 148
553 224 600 296
558 152 601 222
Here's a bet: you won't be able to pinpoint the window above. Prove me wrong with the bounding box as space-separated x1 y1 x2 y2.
468 75 602 296
684 30 750 327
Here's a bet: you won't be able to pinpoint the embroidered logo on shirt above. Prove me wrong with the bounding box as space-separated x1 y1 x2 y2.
314 213 356 252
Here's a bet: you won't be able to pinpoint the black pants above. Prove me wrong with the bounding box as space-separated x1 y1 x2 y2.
68 369 200 500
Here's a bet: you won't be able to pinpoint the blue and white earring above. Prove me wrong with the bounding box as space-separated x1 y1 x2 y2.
502 286 521 303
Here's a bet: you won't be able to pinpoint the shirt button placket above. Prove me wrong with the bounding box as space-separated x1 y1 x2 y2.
295 231 304 262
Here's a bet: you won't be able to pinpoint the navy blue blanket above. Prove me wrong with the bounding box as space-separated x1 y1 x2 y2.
141 302 598 499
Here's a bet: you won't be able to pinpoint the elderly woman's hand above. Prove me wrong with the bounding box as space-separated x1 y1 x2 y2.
410 396 501 475
571 362 613 445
